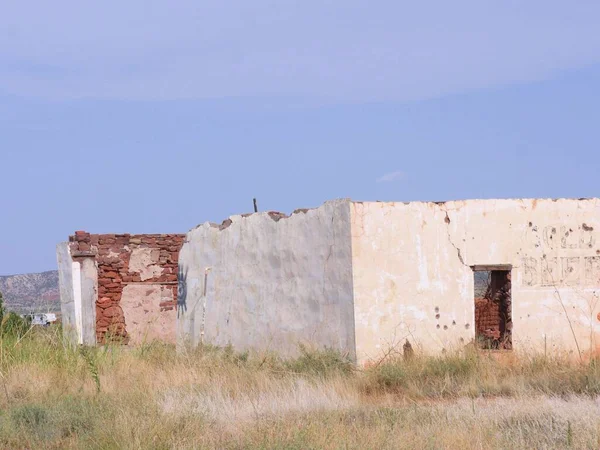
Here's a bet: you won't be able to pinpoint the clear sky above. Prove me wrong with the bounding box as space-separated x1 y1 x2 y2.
1 1 599 275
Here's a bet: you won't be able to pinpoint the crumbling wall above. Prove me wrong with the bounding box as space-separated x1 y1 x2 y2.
177 199 356 358
475 271 512 349
475 297 502 340
351 198 600 363
68 232 184 344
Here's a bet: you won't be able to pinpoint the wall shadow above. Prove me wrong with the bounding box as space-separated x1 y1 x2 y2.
177 266 188 318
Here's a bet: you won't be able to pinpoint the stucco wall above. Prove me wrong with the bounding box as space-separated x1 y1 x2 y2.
121 284 177 345
56 242 77 344
57 242 98 346
351 199 600 363
178 199 356 358
78 256 98 346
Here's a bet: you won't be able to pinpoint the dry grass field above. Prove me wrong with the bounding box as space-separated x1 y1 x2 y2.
1 326 599 449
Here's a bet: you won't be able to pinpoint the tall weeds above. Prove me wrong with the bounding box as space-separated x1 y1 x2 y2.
0 328 598 449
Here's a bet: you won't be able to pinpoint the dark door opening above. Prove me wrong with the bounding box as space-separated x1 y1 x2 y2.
473 268 512 350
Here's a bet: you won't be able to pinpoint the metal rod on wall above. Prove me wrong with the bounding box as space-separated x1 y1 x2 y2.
200 267 211 345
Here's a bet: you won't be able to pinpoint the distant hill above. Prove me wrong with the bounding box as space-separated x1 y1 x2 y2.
0 270 60 313
0 269 489 314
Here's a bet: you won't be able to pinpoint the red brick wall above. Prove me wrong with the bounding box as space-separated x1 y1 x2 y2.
474 297 502 340
474 271 512 349
69 231 185 343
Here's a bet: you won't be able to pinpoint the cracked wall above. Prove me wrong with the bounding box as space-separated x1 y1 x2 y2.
177 199 356 358
351 199 600 363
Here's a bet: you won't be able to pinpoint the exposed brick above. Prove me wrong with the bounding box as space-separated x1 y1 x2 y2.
69 231 184 344
103 306 123 319
98 296 111 307
475 271 512 350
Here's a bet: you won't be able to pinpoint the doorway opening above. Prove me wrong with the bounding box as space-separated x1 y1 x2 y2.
473 267 512 350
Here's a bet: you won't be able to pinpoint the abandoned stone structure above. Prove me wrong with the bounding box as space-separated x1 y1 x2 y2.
56 198 599 365
178 198 600 364
57 232 184 345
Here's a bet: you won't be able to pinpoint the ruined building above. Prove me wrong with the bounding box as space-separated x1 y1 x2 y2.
57 232 184 345
177 198 600 364
58 198 600 365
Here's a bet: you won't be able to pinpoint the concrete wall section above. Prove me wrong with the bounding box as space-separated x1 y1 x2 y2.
56 242 77 344
464 199 600 358
57 243 98 346
72 260 83 343
350 199 600 363
77 256 98 345
178 199 356 358
351 201 475 363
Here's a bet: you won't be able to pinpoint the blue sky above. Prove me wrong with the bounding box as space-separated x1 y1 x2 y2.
1 1 600 275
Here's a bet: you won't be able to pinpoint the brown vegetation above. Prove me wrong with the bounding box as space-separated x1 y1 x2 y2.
0 327 599 449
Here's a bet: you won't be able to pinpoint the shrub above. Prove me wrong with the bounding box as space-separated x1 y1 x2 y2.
11 404 48 429
1 312 31 338
284 345 355 377
0 291 31 338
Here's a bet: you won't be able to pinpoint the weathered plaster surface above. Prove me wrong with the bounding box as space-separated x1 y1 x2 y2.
351 199 600 363
129 248 163 281
56 242 77 344
121 285 176 345
57 242 97 346
78 256 98 346
72 260 83 344
178 199 356 358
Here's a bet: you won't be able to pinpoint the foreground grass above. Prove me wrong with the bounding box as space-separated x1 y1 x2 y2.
0 328 599 449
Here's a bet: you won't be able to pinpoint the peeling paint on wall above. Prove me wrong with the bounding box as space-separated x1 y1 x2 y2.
129 248 164 281
351 198 600 363
58 232 184 345
58 197 599 364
